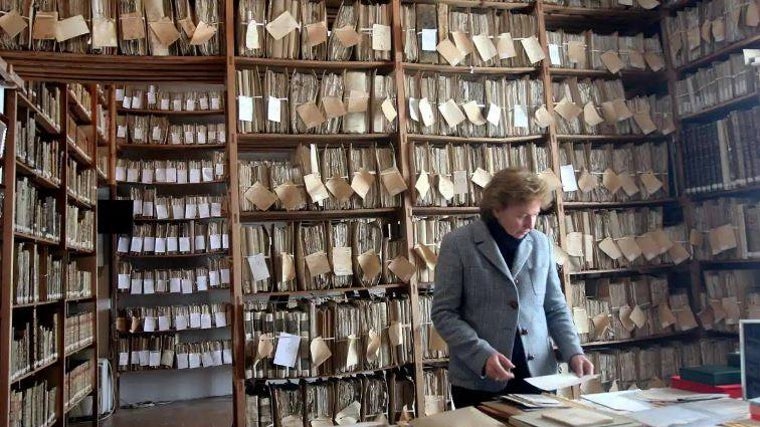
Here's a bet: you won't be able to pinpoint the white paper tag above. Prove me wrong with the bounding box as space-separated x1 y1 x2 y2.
421 28 437 51
487 103 501 126
267 96 281 122
273 333 301 368
118 273 130 290
513 105 529 128
214 311 227 327
201 313 212 329
560 165 578 192
247 253 271 282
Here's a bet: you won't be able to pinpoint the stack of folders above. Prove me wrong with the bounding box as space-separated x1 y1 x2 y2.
116 303 231 335
14 243 64 305
238 144 403 212
237 69 397 135
412 142 551 207
681 107 760 194
66 261 92 300
115 156 227 183
423 367 451 416
664 0 758 68
401 5 540 68
501 394 567 410
552 79 674 136
413 215 559 284
570 276 696 344
560 141 670 203
15 115 62 184
117 337 233 372
692 197 760 261
116 220 230 256
128 189 227 220
701 269 760 333
240 220 410 293
116 115 226 146
9 379 57 427
23 82 61 130
405 74 545 137
547 30 665 72
116 259 231 294
675 54 755 117
243 294 413 379
563 208 691 272
117 86 224 112
65 205 95 251
65 359 95 409
67 158 97 204
584 337 736 391
14 178 61 242
237 0 392 61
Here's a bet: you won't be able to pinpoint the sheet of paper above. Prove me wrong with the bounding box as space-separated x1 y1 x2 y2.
273 333 301 368
525 373 598 391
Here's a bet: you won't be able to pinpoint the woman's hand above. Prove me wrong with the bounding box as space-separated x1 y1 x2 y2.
484 353 516 382
569 354 594 376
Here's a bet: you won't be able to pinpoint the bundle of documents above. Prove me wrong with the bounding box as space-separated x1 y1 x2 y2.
547 30 664 72
117 303 231 335
242 293 412 379
237 69 397 134
664 0 757 69
501 394 567 409
118 337 232 371
128 188 226 220
692 197 760 261
405 74 545 137
401 4 539 68
116 258 231 294
15 114 62 184
116 220 230 255
559 141 669 203
9 380 57 427
675 54 754 116
419 294 448 360
115 156 227 183
541 0 660 8
117 86 224 112
701 269 760 332
14 178 61 242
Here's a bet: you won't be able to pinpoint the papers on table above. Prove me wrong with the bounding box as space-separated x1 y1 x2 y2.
634 388 728 403
501 394 568 409
581 390 654 413
628 398 748 427
526 373 600 391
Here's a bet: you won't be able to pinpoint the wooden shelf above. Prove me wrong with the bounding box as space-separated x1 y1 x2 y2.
556 133 669 142
67 138 93 167
96 168 108 185
406 134 544 144
16 92 61 135
66 245 95 255
549 68 665 83
65 386 94 413
677 34 760 75
243 283 406 299
118 252 230 260
400 0 531 10
422 358 450 365
543 4 659 24
412 207 480 216
679 92 759 122
1 52 226 83
403 62 536 76
563 198 677 209
65 295 95 303
118 364 231 375
14 230 60 246
117 143 227 152
65 341 94 358
133 216 228 223
117 179 228 187
567 263 680 278
237 133 393 150
699 259 760 269
11 357 59 384
117 108 225 116
240 208 399 222
117 325 230 336
14 160 61 190
68 93 92 124
686 183 760 200
236 57 394 71
13 299 62 309
67 190 96 210
581 330 696 348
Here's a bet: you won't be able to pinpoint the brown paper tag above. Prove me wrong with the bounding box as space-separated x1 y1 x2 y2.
380 166 407 197
325 176 354 202
358 249 382 283
712 18 726 42
351 169 374 200
599 237 623 260
472 33 497 62
521 35 545 64
296 102 326 129
629 50 646 69
601 101 618 124
245 182 278 211
573 307 590 334
640 171 663 194
660 116 676 135
496 33 516 59
592 314 611 339
747 2 760 27
32 11 58 40
55 14 89 42
687 26 701 50
256 334 274 361
274 182 306 211
438 175 455 200
539 169 562 192
644 52 665 71
190 21 216 45
178 17 195 38
322 96 346 119
649 229 673 254
347 90 369 113
438 99 466 127
381 98 397 123
709 300 727 323
583 102 604 127
617 236 642 262
633 111 657 135
371 24 391 51
305 251 332 277
708 224 737 255
658 303 677 328
366 329 381 361
389 321 403 346
280 252 296 282
0 10 27 38
437 39 464 66
389 256 416 283
471 167 493 188
462 100 487 125
335 25 360 47
555 97 582 122
415 170 430 198
332 246 353 276
690 229 703 247
637 0 660 9
565 232 584 257
303 173 330 203
92 18 117 48
618 172 639 196
414 244 438 270
636 233 660 261
266 11 298 41
748 305 760 320
668 242 691 265
534 105 555 128
701 20 712 42
619 305 636 332
310 337 332 368
676 307 698 331
305 21 327 47
577 169 598 193
568 40 586 64
451 31 474 56
149 19 181 46
120 12 145 41
601 50 624 74
429 326 447 352
602 169 622 195
612 98 633 121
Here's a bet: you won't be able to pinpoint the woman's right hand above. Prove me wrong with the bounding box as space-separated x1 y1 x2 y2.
484 352 515 382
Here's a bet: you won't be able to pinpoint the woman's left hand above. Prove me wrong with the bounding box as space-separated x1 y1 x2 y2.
569 354 594 377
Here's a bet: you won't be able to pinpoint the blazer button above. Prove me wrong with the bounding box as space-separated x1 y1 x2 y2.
520 328 528 335
527 354 535 361
509 300 519 310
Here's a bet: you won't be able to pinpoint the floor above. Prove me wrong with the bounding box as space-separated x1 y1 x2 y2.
99 396 233 427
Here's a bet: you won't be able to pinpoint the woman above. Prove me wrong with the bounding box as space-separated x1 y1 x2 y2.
431 168 593 408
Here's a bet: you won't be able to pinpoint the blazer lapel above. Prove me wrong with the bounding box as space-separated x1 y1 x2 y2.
512 233 533 278
472 220 514 283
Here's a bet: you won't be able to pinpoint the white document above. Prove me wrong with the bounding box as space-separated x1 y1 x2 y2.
273 333 301 368
525 373 598 391
581 390 653 412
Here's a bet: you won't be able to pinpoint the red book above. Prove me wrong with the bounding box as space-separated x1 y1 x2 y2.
670 375 742 399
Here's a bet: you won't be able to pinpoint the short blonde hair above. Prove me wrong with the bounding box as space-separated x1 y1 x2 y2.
479 168 548 221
